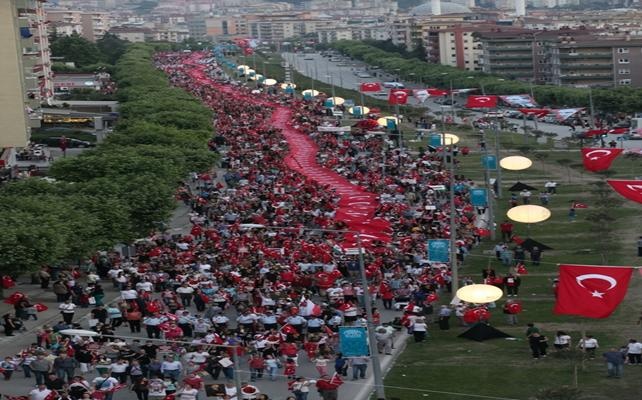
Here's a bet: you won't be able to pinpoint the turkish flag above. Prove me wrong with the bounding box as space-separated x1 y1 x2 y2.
553 264 632 318
607 179 642 204
583 129 608 137
607 127 628 135
466 95 498 108
518 108 550 118
360 82 381 92
581 148 623 172
427 88 449 97
571 201 588 209
388 89 410 105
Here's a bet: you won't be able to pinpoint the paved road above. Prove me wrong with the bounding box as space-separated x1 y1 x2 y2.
283 52 642 150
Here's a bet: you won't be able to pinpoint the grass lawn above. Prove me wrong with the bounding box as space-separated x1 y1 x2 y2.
383 126 642 399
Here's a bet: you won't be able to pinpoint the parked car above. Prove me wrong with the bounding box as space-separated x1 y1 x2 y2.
35 136 95 148
357 72 372 78
383 82 404 89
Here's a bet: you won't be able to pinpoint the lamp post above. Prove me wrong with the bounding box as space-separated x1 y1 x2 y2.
441 132 460 296
325 74 336 99
507 204 551 236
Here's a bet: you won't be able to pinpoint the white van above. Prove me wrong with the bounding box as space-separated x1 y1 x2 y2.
383 82 404 89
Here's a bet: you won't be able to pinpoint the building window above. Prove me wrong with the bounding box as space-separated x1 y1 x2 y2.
617 47 629 53
619 58 630 64
618 69 631 74
619 79 631 85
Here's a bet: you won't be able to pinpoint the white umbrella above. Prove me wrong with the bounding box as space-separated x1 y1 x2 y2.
59 329 99 337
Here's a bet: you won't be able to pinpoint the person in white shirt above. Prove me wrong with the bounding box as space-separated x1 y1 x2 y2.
291 376 316 398
626 339 642 364
411 316 428 343
578 335 599 359
92 373 120 400
177 384 199 400
236 311 257 332
58 299 77 324
109 359 129 383
212 313 230 330
136 280 153 292
553 331 571 350
161 357 182 381
30 384 52 400
176 283 195 307
121 288 138 300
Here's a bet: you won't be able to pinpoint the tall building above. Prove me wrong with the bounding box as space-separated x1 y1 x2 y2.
0 0 53 149
46 10 111 41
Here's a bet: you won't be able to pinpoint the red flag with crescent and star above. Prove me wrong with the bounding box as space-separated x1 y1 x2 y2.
581 148 623 172
388 89 410 105
607 179 642 204
466 95 498 108
554 264 632 318
360 82 382 92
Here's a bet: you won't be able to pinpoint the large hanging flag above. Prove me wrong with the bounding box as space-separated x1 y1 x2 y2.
554 264 633 318
388 89 410 105
427 88 449 97
581 148 623 172
518 108 550 118
607 180 642 204
360 82 382 92
466 95 498 108
413 89 430 103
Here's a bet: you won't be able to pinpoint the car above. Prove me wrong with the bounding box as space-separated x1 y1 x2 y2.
484 112 504 119
357 72 372 78
303 56 314 60
383 82 404 89
34 136 95 148
372 92 388 97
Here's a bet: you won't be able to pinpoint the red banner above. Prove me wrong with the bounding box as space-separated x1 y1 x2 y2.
607 179 642 204
388 89 410 105
466 95 498 108
581 148 623 172
518 108 550 118
608 127 629 135
554 264 632 318
427 88 449 97
360 82 382 92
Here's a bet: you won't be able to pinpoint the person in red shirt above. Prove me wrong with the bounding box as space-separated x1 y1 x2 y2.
500 220 514 242
316 373 343 400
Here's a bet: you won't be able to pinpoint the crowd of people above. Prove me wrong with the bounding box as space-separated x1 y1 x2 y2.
0 50 525 400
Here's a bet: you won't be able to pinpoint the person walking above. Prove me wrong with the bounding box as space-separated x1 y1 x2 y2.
350 356 368 380
315 374 343 400
578 335 599 359
31 354 52 385
603 348 625 378
58 299 76 324
290 377 315 400
626 339 642 365
53 353 77 382
528 333 548 359
437 305 451 330
131 377 150 400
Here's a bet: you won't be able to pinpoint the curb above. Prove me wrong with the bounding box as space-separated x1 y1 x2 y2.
354 331 409 400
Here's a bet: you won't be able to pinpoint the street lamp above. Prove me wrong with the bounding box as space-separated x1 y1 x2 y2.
507 204 551 236
456 284 503 304
441 132 460 296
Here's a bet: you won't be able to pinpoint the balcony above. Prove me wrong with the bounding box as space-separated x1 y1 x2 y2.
489 63 533 68
488 54 532 59
485 45 532 51
562 73 612 79
561 64 612 70
559 53 612 59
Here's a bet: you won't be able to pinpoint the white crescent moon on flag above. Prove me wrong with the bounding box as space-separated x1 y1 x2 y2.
477 97 490 102
625 184 642 193
585 150 611 158
575 274 617 290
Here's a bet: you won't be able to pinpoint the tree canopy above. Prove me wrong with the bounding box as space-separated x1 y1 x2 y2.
0 43 216 276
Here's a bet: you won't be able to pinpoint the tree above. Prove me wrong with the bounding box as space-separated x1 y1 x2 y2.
50 33 105 67
96 33 128 64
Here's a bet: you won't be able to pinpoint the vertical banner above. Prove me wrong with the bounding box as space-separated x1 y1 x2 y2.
470 188 488 207
339 326 370 357
481 155 497 170
427 239 450 262
430 134 442 147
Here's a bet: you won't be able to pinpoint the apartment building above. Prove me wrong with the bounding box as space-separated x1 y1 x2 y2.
47 9 110 41
0 0 53 149
477 29 642 87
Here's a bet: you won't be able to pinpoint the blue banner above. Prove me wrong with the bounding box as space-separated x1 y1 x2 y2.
339 327 369 357
429 134 442 147
386 119 397 130
427 239 450 263
481 155 497 170
470 188 488 207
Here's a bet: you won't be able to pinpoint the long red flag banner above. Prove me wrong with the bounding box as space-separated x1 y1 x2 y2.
607 179 642 204
554 264 633 318
581 148 623 172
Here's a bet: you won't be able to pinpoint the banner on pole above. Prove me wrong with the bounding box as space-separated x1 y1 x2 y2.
429 134 442 147
427 239 450 262
470 188 488 207
481 155 497 170
339 326 369 357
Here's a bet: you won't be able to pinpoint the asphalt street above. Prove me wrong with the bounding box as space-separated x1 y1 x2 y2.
282 52 641 150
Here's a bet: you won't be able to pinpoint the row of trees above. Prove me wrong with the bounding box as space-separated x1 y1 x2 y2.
0 44 216 276
50 32 128 71
331 40 642 114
